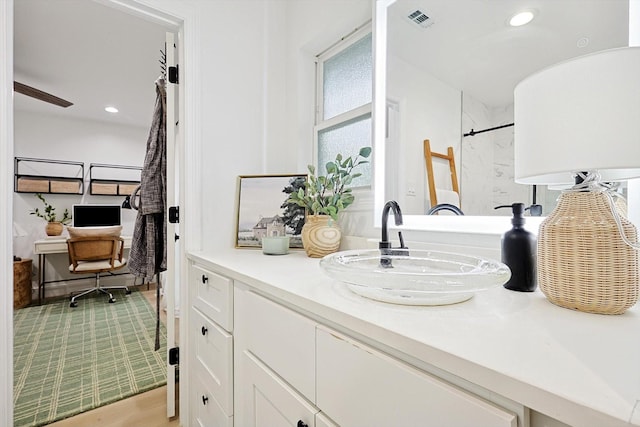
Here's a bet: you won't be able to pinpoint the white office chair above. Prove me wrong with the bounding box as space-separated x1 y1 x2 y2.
67 235 130 307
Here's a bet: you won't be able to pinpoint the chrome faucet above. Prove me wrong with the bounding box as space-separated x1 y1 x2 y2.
379 201 408 267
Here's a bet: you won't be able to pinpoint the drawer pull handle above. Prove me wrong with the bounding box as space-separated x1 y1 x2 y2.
201 326 208 336
297 421 308 427
201 274 208 284
202 395 209 405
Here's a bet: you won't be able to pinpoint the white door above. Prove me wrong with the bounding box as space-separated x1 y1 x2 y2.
238 350 318 427
165 30 180 418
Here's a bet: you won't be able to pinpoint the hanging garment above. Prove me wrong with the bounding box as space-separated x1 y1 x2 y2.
129 78 167 282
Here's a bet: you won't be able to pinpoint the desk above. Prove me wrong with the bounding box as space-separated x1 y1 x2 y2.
34 236 132 304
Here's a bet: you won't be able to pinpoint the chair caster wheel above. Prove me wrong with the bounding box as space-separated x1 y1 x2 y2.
70 301 78 308
108 298 116 303
125 289 132 295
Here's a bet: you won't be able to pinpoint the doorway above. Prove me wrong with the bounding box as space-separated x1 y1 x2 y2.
11 0 183 424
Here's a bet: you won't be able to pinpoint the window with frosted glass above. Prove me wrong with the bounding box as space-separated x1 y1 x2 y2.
316 25 372 188
322 33 372 120
318 114 372 188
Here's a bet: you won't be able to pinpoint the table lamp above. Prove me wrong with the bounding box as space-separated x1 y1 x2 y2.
514 47 640 314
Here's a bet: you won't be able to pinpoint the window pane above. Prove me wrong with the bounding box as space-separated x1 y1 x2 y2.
318 114 371 187
322 33 372 120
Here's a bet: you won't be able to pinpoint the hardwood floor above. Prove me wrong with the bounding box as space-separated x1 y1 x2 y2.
44 287 180 427
47 386 180 427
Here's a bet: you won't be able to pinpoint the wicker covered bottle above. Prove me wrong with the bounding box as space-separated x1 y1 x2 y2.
538 191 639 314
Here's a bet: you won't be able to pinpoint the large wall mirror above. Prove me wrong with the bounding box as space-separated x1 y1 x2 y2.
374 0 629 224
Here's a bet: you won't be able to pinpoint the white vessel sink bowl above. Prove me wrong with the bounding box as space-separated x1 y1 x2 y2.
320 249 511 306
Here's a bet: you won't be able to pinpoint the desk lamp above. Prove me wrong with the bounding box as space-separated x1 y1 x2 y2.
514 47 640 314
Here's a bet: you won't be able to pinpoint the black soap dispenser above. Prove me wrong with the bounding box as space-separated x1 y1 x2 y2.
494 203 537 292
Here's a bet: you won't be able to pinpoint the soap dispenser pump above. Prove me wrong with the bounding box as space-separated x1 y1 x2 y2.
494 203 537 292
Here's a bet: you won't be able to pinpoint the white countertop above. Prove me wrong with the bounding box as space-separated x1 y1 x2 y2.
188 249 640 427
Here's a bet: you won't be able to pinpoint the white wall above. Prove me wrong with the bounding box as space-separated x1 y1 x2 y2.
144 0 373 252
153 0 284 252
14 111 147 243
460 93 494 215
13 110 148 295
387 53 462 216
0 1 13 424
461 96 531 215
283 0 374 239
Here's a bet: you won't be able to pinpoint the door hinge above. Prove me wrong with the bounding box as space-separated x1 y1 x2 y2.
169 347 179 365
169 206 179 223
168 65 179 84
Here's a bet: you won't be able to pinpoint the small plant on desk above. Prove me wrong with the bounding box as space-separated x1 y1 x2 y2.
30 193 71 236
29 193 72 224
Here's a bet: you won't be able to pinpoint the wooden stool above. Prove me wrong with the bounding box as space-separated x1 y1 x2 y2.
14 259 33 309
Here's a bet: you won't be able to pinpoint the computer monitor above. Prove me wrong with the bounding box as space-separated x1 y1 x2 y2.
72 204 122 228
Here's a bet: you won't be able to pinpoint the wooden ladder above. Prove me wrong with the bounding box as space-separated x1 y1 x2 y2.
423 139 459 207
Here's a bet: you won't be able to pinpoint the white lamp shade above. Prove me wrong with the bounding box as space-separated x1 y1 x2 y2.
514 47 640 185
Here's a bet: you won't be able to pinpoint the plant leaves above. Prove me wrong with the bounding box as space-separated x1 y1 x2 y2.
359 146 372 158
326 162 337 174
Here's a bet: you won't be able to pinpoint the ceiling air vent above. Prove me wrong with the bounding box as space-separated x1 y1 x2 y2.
406 9 434 29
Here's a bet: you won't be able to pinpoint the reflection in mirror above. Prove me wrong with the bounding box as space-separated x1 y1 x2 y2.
377 0 629 219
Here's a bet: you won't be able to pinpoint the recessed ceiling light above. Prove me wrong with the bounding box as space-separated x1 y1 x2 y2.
104 106 118 113
509 11 535 27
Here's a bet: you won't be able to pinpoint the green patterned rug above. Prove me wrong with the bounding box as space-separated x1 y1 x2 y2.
13 291 167 427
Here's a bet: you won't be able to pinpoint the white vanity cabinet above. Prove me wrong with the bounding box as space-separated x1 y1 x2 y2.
186 251 640 427
316 326 518 427
188 262 234 427
233 285 521 427
234 285 318 426
238 351 319 427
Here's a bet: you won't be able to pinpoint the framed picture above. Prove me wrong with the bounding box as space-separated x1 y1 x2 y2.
235 174 307 249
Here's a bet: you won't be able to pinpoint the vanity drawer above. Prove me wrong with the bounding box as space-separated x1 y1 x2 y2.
317 326 518 427
192 307 233 415
191 363 233 427
191 263 233 332
234 287 316 402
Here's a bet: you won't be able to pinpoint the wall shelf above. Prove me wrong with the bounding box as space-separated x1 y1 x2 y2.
14 157 84 194
89 163 142 196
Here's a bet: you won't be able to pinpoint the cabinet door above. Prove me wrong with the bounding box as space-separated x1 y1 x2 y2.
234 287 316 401
237 350 318 427
191 263 233 331
317 327 518 427
316 412 339 427
192 307 233 415
191 364 233 427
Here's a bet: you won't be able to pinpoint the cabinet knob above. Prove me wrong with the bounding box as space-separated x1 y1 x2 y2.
201 326 208 336
297 421 308 427
202 395 208 405
201 274 208 284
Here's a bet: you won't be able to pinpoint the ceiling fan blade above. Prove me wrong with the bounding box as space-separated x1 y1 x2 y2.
14 81 73 108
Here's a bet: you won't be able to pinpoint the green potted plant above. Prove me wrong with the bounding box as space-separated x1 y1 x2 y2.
287 146 371 257
30 193 72 236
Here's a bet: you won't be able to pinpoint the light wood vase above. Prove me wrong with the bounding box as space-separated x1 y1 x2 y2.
45 222 64 236
301 215 341 258
538 191 639 315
